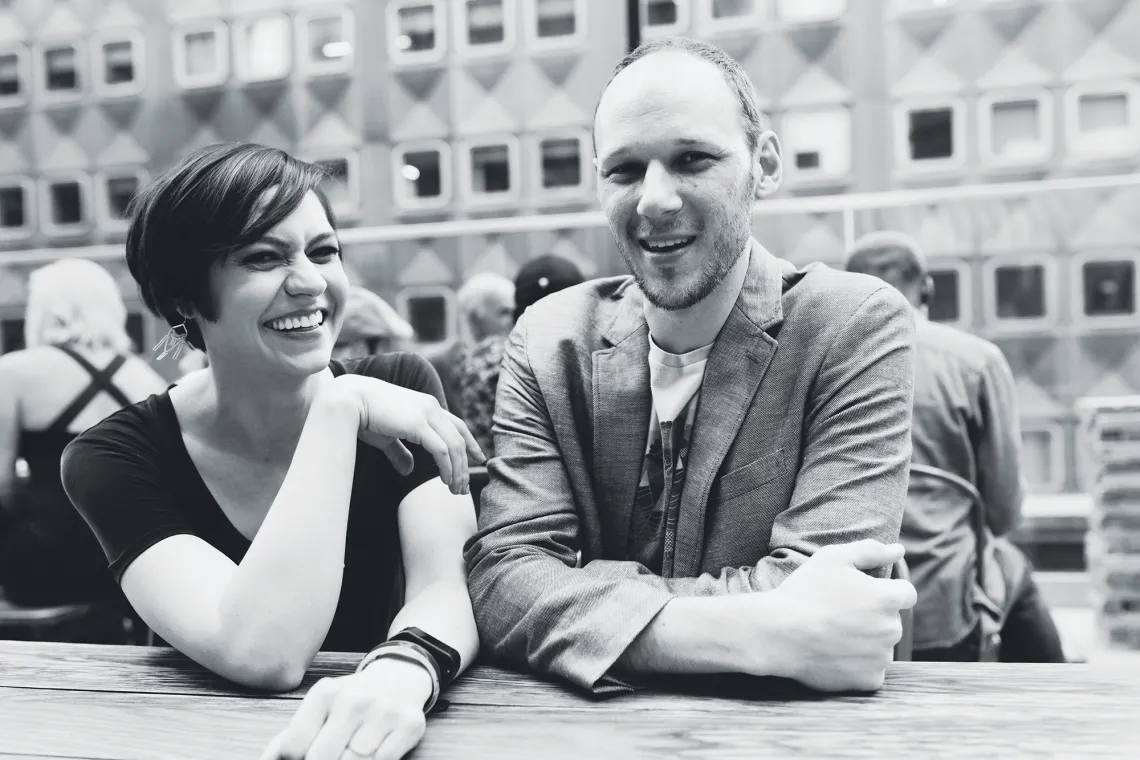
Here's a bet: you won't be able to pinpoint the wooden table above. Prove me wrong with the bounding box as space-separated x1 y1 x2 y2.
2 641 1139 759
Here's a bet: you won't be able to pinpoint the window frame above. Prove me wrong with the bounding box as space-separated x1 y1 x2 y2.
1070 249 1140 330
925 257 973 331
454 0 518 59
888 0 957 16
981 254 1057 333
893 96 967 176
297 6 356 77
38 171 92 238
172 20 231 90
392 139 454 212
978 88 1053 170
780 105 854 188
775 0 846 24
35 39 86 104
524 0 588 51
1064 79 1140 163
306 149 362 220
0 176 36 242
529 128 591 202
1020 420 1066 495
459 134 522 207
389 1 449 65
698 0 768 34
94 167 148 232
0 44 30 109
91 30 146 98
232 13 293 84
397 285 457 346
641 0 692 38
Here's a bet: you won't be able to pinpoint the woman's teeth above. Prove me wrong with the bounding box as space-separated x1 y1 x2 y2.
267 311 324 332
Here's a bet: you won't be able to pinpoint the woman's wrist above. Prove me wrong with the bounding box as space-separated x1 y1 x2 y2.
314 376 363 429
358 648 437 710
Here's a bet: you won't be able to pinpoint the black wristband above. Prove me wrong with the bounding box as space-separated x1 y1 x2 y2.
389 627 462 691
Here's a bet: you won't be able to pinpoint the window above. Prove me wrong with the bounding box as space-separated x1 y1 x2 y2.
96 169 146 228
983 256 1055 329
894 99 965 173
389 2 446 63
462 137 520 204
39 174 91 234
299 8 354 75
39 43 83 98
781 107 852 184
458 0 516 56
700 0 765 30
0 180 33 238
526 0 586 48
1066 82 1140 161
394 141 452 209
399 287 455 344
311 153 360 217
980 90 1052 166
0 47 27 106
234 15 292 83
533 132 588 196
927 267 969 325
1072 253 1140 326
1021 424 1064 493
777 0 846 23
642 0 690 36
173 22 229 89
93 33 145 97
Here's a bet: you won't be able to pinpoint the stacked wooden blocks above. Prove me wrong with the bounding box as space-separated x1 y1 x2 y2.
1078 396 1140 651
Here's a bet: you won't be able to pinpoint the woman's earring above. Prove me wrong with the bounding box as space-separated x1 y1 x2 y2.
153 321 189 361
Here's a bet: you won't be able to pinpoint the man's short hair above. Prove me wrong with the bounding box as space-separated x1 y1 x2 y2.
844 231 928 285
593 36 770 156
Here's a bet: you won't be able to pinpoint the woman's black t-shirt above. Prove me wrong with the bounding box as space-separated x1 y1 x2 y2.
60 354 444 653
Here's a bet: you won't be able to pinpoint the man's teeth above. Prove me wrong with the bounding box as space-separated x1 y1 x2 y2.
645 238 692 251
267 311 324 331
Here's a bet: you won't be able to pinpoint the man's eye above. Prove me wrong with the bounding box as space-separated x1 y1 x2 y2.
678 152 712 167
606 164 640 179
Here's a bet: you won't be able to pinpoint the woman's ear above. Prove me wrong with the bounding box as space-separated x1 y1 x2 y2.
754 130 783 200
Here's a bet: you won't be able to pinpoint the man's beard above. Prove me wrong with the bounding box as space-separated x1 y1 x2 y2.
614 183 754 312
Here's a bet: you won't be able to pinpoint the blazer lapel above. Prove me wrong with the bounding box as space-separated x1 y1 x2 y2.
667 242 787 578
593 290 652 561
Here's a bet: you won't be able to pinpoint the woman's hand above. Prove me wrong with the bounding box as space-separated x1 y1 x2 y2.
259 658 434 760
326 375 485 495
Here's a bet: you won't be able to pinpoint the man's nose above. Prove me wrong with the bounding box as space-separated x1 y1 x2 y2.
636 161 683 220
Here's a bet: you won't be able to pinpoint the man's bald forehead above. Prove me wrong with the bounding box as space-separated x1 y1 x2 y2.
597 49 734 117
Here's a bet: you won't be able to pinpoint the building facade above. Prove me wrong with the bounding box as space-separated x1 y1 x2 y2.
1 0 1139 494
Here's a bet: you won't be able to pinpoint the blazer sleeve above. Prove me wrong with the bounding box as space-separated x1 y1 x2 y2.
760 286 916 582
463 315 674 695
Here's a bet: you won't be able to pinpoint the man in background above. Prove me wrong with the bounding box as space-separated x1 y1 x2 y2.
845 230 1066 662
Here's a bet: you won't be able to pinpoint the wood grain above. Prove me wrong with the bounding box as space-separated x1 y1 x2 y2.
2 642 1140 759
1 686 1137 760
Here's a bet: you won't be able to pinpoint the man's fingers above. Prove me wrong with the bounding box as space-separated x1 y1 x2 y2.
825 539 905 572
880 578 918 611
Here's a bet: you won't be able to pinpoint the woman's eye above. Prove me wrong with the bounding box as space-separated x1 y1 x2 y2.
309 246 341 261
243 251 278 266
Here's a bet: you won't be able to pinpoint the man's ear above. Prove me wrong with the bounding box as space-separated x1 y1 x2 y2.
754 130 783 200
920 274 935 308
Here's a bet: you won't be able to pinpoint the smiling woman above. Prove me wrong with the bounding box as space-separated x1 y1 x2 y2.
59 143 485 760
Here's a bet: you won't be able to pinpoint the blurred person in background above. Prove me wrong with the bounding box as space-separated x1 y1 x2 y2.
845 231 1066 663
428 273 515 418
332 286 415 361
457 255 586 459
0 259 167 616
60 143 482 760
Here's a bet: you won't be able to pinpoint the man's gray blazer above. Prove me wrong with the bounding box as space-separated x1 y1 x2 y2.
464 241 917 693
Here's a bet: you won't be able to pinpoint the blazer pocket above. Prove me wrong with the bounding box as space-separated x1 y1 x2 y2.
716 449 788 503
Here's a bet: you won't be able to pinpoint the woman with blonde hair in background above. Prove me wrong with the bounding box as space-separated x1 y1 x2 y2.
0 258 166 618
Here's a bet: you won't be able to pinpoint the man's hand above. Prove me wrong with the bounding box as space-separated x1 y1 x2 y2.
259 657 433 760
757 539 917 692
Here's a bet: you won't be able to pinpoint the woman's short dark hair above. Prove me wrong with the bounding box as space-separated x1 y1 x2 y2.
125 143 334 351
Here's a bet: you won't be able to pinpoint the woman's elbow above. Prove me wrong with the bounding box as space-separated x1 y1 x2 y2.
217 643 309 692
